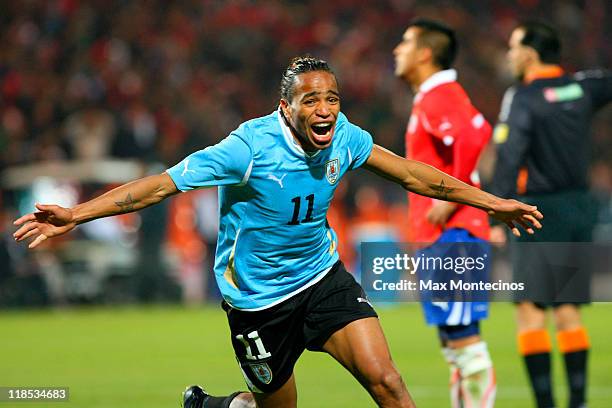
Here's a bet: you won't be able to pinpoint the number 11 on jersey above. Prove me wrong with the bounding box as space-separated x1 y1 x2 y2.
288 194 315 225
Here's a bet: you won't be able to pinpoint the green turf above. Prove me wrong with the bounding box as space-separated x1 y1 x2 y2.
1 303 611 407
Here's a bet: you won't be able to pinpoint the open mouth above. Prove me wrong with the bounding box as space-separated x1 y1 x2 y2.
310 122 334 144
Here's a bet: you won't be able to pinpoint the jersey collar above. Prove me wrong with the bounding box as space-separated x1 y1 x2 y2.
524 65 564 84
418 69 457 94
276 108 321 158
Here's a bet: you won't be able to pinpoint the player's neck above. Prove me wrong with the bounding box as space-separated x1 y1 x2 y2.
411 66 442 92
280 110 320 155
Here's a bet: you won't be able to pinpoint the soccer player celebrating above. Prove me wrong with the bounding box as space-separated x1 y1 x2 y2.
394 19 496 407
490 22 611 408
13 56 542 408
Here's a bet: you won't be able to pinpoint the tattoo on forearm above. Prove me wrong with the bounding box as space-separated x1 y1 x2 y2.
432 180 455 200
115 193 135 212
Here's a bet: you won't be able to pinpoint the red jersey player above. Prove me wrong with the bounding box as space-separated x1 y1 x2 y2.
394 19 495 408
405 72 490 244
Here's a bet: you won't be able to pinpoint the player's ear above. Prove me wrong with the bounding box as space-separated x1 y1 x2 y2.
280 98 291 117
417 46 433 65
525 47 540 64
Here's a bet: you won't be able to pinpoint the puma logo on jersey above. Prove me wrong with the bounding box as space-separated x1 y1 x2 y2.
267 173 287 188
357 297 373 307
181 159 197 176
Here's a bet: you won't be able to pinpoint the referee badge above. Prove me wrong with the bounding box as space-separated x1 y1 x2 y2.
325 158 339 184
250 362 273 385
493 124 509 144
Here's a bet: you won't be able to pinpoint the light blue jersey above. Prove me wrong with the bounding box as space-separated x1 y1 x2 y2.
167 109 373 310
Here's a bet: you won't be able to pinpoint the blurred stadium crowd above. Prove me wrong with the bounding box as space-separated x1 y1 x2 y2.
1 0 610 306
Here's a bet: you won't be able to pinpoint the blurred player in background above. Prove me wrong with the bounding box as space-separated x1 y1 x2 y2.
14 56 543 408
490 21 612 408
394 19 496 407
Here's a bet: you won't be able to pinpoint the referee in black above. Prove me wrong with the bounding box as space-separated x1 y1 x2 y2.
490 21 611 408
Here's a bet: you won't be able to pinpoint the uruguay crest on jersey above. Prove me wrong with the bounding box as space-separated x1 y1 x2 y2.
325 158 339 184
250 362 273 384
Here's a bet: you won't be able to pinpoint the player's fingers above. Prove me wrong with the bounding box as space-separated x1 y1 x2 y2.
13 222 40 241
522 214 542 229
20 228 41 242
13 213 36 226
506 221 520 237
533 209 544 219
517 201 537 212
29 234 48 249
516 218 534 234
35 203 56 212
34 211 53 222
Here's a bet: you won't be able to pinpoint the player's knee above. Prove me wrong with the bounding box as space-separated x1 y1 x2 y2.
366 366 405 400
381 368 404 390
517 304 546 331
553 304 582 331
455 341 493 376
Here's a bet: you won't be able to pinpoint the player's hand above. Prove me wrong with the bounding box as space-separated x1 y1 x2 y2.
13 204 77 249
488 199 543 237
426 201 457 226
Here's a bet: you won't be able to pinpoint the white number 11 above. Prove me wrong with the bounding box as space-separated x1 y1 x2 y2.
236 330 272 360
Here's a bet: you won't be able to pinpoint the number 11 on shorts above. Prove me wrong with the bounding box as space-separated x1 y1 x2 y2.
236 330 272 360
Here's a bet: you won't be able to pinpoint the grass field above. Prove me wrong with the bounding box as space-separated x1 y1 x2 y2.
1 303 611 407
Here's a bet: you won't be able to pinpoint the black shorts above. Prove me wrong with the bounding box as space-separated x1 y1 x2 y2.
222 261 377 393
511 242 592 307
512 191 595 307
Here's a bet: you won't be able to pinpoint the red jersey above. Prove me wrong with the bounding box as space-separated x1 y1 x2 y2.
405 69 491 243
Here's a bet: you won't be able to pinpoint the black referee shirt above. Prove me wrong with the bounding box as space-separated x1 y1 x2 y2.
490 69 612 198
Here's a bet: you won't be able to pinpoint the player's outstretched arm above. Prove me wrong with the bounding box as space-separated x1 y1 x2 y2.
13 172 179 248
363 144 543 236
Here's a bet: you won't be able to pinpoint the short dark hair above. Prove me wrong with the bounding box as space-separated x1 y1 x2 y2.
280 56 334 102
407 19 457 69
517 21 561 64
